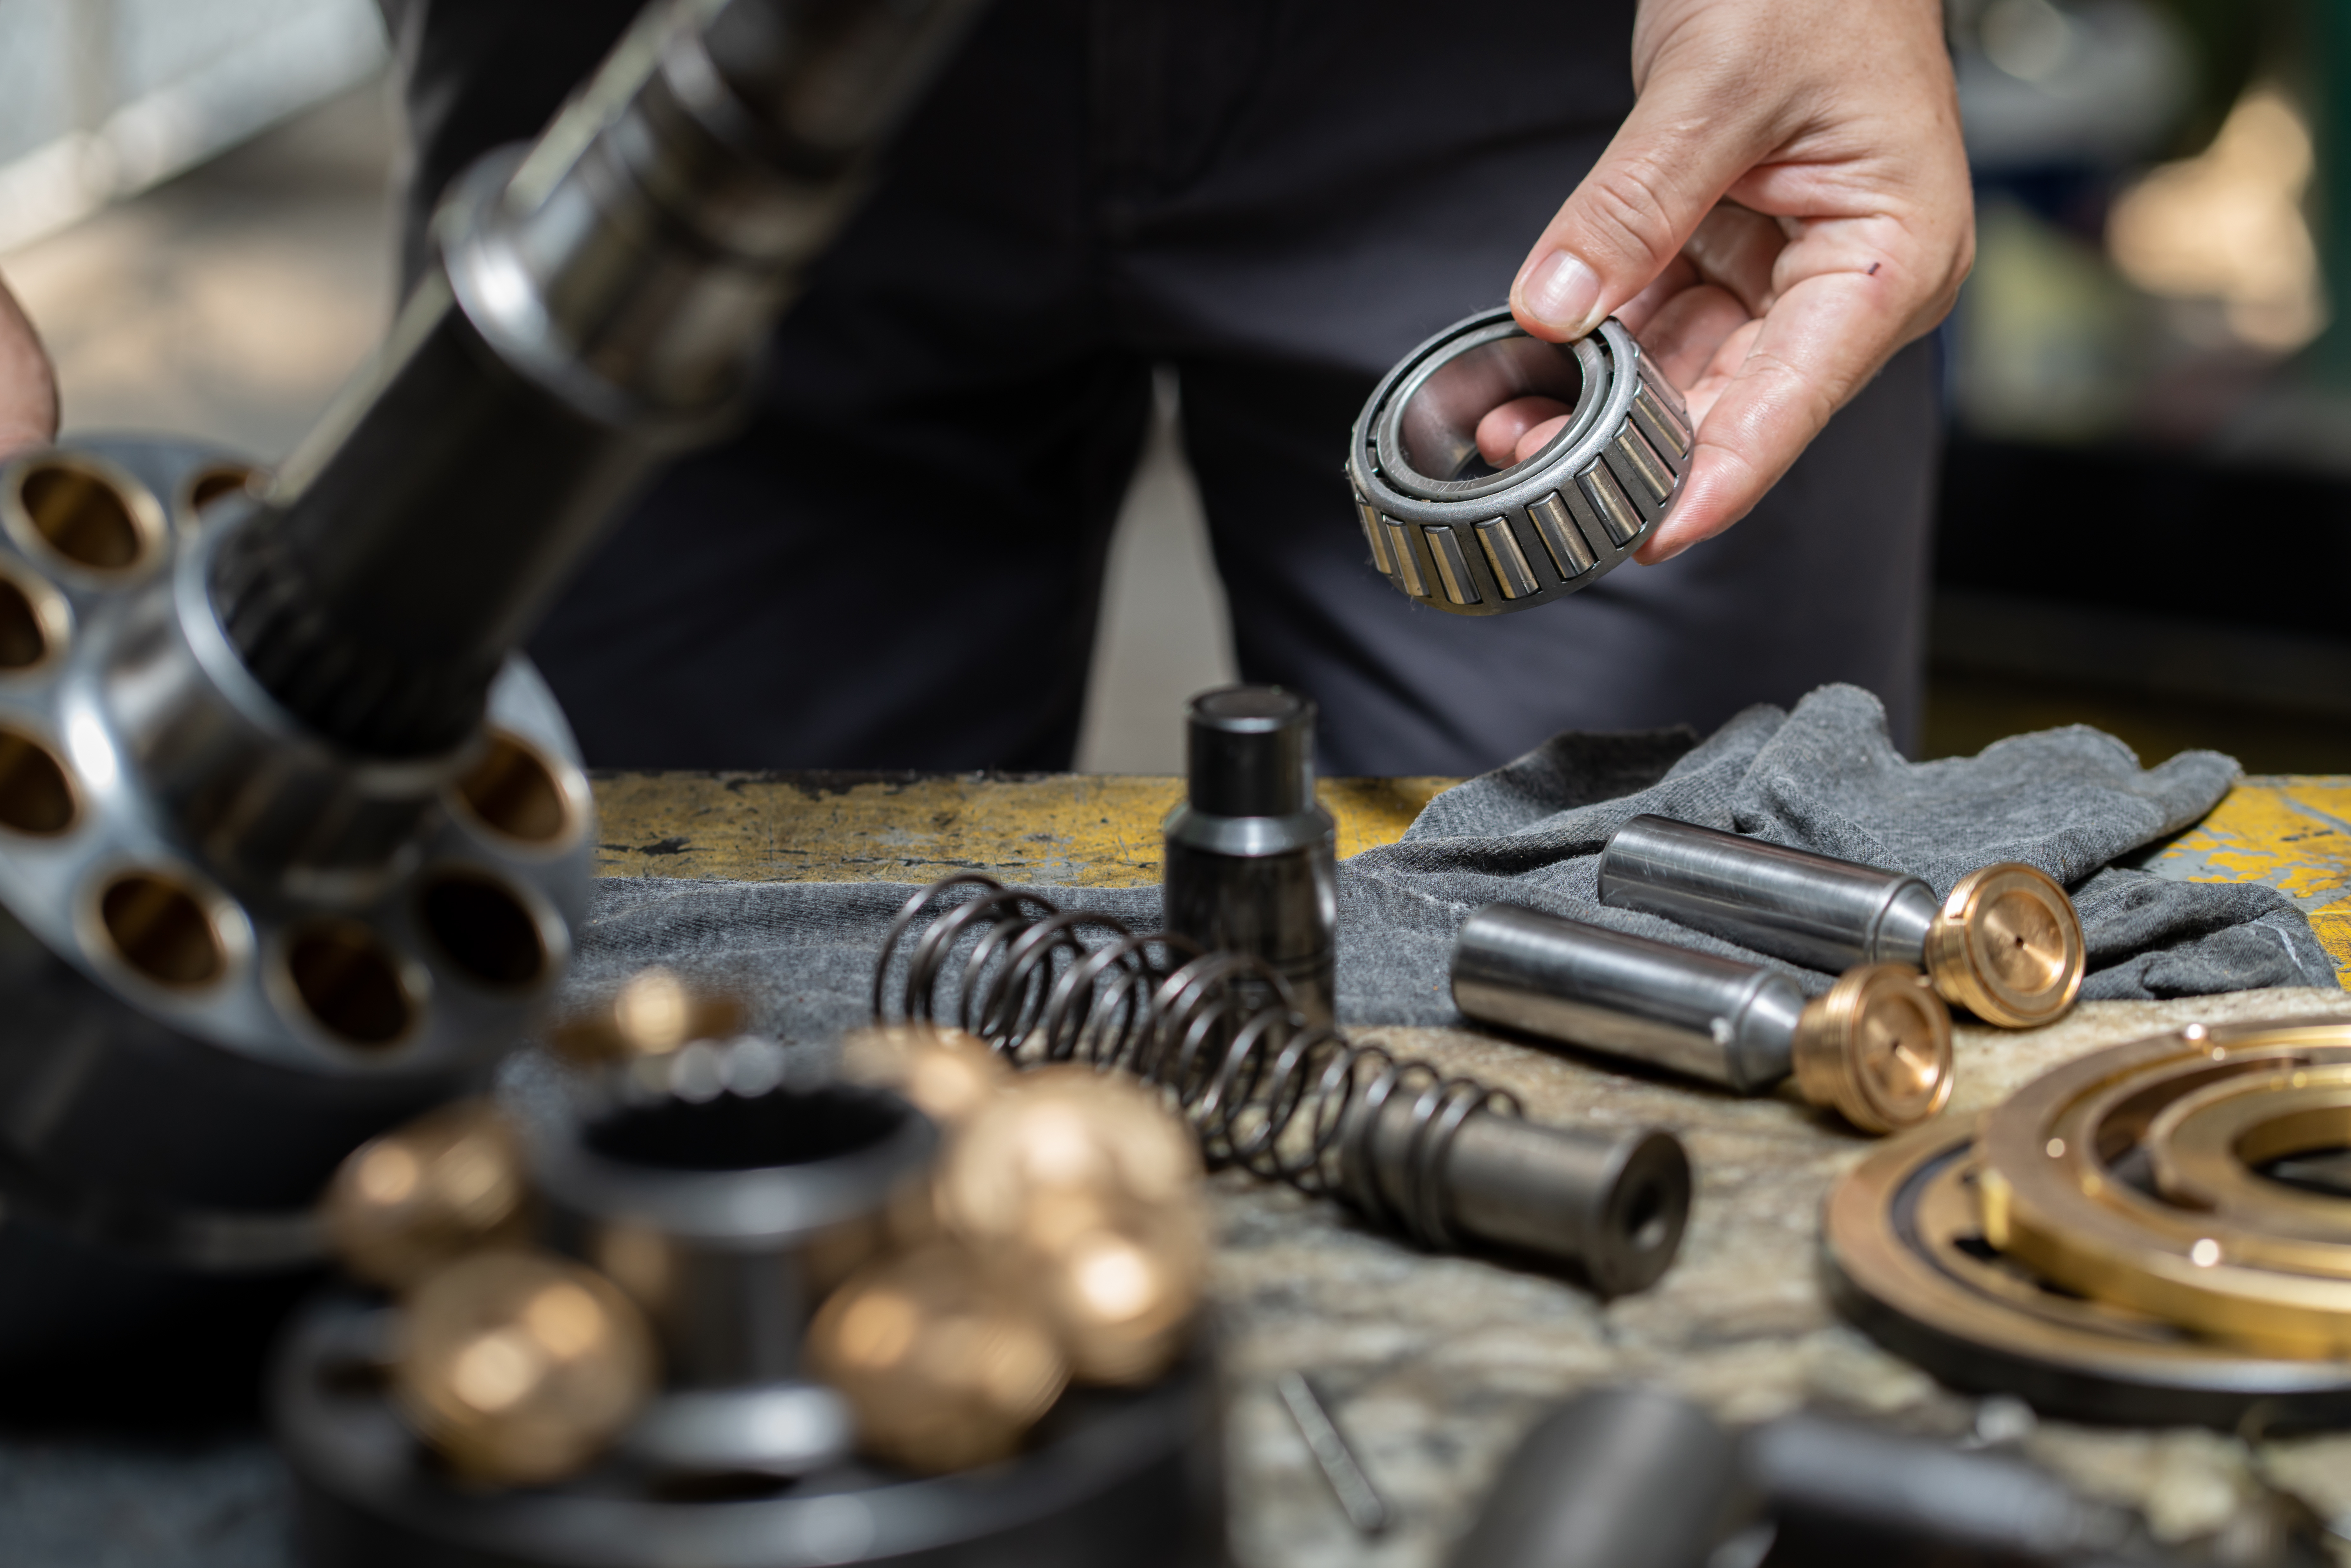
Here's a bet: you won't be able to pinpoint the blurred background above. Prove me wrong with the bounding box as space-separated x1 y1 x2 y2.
0 0 2341 774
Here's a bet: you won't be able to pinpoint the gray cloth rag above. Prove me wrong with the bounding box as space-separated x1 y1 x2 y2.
573 685 2338 1039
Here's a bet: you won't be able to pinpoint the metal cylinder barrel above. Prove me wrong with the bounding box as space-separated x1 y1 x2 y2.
1451 904 1953 1134
1161 687 1337 1024
1598 815 2084 1028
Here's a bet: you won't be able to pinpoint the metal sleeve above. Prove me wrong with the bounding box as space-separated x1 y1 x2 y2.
1162 687 1337 1024
1448 1388 1751 1568
1598 814 1938 974
1451 903 1803 1093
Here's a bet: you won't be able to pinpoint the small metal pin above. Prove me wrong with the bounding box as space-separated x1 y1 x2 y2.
1277 1371 1387 1536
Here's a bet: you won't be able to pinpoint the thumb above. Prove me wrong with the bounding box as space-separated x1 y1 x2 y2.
1510 77 1771 342
0 277 58 459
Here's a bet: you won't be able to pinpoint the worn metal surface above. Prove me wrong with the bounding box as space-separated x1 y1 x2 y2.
2145 778 2351 983
592 773 1455 887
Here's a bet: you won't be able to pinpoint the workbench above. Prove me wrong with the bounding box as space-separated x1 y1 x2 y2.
13 772 2351 1567
585 770 2351 1567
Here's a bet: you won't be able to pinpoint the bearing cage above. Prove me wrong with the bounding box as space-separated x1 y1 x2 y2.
1347 309 1692 617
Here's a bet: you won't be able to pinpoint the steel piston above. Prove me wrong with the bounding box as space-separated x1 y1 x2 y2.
1452 904 1954 1135
1599 815 2086 1028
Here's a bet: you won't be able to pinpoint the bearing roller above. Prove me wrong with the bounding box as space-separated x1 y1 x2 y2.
1347 308 1691 614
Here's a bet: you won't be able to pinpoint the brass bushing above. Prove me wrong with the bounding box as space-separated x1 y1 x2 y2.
549 967 746 1063
1923 864 2084 1028
1791 963 1955 1134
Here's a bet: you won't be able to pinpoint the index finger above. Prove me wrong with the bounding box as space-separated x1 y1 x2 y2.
1636 217 1961 563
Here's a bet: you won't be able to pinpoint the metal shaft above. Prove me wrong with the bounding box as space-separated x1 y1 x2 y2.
216 0 983 757
1452 903 1805 1093
1347 1094 1689 1296
1449 1388 1752 1568
1598 815 1937 975
1744 1412 2167 1567
1456 1389 2186 1568
1162 687 1337 1024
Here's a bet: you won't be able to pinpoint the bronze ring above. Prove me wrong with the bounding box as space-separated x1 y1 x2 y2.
1823 1113 2351 1427
2147 1064 2351 1243
1976 1019 2351 1355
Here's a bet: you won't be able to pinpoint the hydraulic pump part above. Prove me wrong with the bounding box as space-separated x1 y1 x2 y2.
0 437 590 1367
1824 1114 2351 1428
1452 904 1953 1134
217 0 986 757
1599 815 2084 1028
1346 307 1690 616
1161 685 1337 1024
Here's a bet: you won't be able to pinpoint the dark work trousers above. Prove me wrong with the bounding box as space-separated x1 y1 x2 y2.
379 0 1940 776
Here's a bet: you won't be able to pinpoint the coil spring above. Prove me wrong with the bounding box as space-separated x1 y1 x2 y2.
871 873 1522 1251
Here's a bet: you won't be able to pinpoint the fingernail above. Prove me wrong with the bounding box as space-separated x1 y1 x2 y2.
1518 251 1601 337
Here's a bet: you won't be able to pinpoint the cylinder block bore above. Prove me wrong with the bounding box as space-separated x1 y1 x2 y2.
0 571 61 671
0 726 75 835
185 464 259 515
455 733 576 847
99 871 227 989
288 921 415 1047
421 871 548 989
11 457 156 573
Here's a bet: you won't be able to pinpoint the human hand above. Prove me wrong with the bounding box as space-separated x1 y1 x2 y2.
0 277 58 460
1481 0 1971 562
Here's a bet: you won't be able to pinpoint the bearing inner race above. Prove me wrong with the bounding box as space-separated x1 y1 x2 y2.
1376 323 1608 499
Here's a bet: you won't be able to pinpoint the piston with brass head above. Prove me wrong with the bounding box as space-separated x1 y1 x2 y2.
1599 815 2085 1028
1452 904 1953 1134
